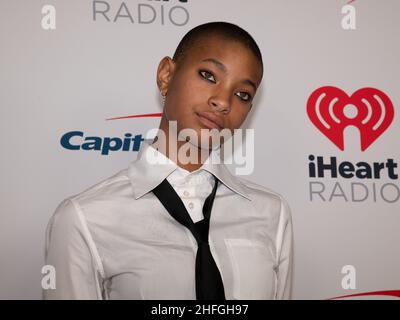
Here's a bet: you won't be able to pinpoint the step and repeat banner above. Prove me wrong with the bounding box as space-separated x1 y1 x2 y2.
1 0 399 299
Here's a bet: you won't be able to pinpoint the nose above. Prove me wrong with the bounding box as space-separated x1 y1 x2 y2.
208 90 231 114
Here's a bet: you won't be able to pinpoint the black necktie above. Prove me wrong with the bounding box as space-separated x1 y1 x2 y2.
152 175 226 300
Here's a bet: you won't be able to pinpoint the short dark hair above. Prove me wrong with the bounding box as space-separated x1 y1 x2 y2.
172 21 263 76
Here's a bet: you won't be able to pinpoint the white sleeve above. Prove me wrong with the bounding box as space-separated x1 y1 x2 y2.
275 197 294 300
43 199 105 300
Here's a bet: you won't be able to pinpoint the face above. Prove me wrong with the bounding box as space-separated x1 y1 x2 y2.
157 35 263 149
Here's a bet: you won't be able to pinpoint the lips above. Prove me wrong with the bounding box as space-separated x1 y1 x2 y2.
196 111 224 130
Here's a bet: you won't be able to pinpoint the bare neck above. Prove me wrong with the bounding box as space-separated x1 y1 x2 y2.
153 115 212 172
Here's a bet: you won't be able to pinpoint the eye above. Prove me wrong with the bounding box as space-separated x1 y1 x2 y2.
235 91 252 102
199 70 216 83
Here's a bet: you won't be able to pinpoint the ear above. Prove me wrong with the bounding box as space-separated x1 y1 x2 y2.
156 56 176 95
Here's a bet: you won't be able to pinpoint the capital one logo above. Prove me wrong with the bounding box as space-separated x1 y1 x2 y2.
307 86 395 151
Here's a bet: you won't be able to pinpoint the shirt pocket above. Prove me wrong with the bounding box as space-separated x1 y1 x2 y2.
224 238 277 300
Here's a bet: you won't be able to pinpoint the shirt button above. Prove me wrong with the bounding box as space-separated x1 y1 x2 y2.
188 202 194 210
183 190 190 197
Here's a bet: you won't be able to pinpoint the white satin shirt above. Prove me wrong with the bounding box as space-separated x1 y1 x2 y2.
44 141 293 300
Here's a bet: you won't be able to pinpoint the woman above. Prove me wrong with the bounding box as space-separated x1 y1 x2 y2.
44 21 293 300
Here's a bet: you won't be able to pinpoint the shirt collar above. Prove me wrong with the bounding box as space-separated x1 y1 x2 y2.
128 141 252 201
167 165 214 187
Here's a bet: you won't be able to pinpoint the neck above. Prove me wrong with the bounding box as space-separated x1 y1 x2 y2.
153 115 212 172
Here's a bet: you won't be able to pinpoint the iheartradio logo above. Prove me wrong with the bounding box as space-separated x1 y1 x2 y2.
307 86 395 151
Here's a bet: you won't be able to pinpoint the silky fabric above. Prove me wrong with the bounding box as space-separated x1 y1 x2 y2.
152 175 226 300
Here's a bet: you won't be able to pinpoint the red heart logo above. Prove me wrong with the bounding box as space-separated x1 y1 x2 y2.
307 86 394 151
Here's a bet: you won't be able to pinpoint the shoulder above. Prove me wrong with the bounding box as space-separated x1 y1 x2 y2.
239 177 282 199
69 168 131 206
52 168 131 222
238 176 284 202
238 176 292 219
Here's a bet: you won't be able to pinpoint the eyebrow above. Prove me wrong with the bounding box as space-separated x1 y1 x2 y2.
201 58 257 91
202 58 227 72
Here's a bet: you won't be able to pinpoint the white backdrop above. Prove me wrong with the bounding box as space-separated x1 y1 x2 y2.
1 0 399 299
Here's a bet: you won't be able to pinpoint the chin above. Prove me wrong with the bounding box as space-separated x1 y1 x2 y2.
193 136 223 151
